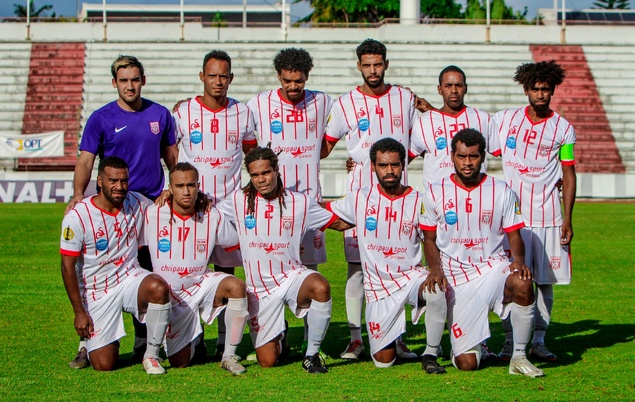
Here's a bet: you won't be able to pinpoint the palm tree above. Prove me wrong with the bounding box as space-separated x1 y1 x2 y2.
13 1 54 18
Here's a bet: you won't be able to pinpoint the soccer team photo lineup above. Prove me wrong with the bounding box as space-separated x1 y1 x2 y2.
58 38 576 379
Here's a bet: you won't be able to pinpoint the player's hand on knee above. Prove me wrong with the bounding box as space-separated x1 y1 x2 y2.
74 310 94 339
509 262 532 281
423 270 447 293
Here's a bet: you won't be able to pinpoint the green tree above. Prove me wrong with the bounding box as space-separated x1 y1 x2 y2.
464 0 526 21
592 0 630 9
421 0 463 19
13 1 54 18
300 0 400 23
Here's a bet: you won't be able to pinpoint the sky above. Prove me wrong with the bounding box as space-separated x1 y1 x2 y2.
0 1 607 20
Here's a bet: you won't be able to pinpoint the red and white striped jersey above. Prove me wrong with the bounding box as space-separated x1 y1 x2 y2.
143 203 239 302
327 185 427 303
60 192 150 302
217 190 337 299
324 85 418 191
490 106 576 227
409 106 492 187
173 96 256 203
420 175 524 287
247 89 333 200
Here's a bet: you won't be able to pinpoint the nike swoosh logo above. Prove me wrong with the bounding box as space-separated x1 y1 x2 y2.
115 126 127 133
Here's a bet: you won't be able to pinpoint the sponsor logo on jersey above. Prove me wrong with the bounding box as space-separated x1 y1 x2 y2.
365 216 377 231
270 120 283 134
358 118 370 132
158 238 171 252
282 216 292 230
209 156 233 169
451 237 489 249
314 235 323 249
392 114 402 128
436 137 447 151
197 239 207 254
96 238 108 251
550 256 561 270
420 201 425 215
245 214 256 229
308 119 317 133
506 136 517 149
190 130 203 144
228 130 238 145
115 126 127 133
177 267 191 277
150 121 160 134
481 210 492 225
445 211 458 225
62 226 75 241
248 241 289 255
382 247 399 258
112 255 127 267
514 201 521 215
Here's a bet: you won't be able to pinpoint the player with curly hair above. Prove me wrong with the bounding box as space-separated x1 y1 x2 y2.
490 60 576 363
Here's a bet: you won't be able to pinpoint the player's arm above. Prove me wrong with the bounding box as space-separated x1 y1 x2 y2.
320 137 337 159
561 163 576 245
65 150 97 215
161 144 178 170
327 217 354 231
506 229 531 281
422 230 447 293
61 254 94 339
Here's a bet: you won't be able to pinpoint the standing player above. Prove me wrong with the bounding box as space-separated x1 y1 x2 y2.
216 146 350 374
172 50 256 359
409 65 492 188
144 163 248 375
326 139 446 372
421 129 544 378
322 39 419 360
490 60 576 362
60 157 171 374
246 48 333 353
65 55 177 369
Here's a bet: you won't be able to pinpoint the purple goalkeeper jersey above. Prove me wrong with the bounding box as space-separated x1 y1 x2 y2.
80 98 176 199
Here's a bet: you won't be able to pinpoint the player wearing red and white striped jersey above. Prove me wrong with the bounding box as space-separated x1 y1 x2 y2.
327 138 446 372
321 39 419 360
60 157 170 374
422 129 544 378
217 146 350 374
408 66 492 187
489 61 576 363
172 51 256 358
144 163 248 375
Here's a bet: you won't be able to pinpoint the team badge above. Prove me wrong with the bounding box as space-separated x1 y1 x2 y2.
481 210 492 225
365 216 377 231
282 217 293 231
445 211 458 225
392 115 402 128
190 130 202 144
434 127 444 137
62 226 74 241
444 199 455 211
96 238 108 251
436 137 447 151
314 235 323 249
308 119 317 133
550 256 561 270
150 121 160 134
401 222 413 236
245 214 256 229
189 119 200 131
159 226 169 237
158 238 171 252
196 239 207 254
514 201 521 215
366 205 377 216
228 130 238 144
538 146 551 158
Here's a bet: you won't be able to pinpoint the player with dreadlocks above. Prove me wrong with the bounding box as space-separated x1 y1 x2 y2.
217 145 351 374
143 162 249 375
490 60 576 365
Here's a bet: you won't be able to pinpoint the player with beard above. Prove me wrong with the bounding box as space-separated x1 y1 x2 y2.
322 39 420 361
421 129 544 377
489 60 576 363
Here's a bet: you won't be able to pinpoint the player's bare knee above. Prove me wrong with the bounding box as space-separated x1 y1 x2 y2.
307 274 330 302
142 275 170 304
454 354 478 371
220 276 246 298
509 274 534 306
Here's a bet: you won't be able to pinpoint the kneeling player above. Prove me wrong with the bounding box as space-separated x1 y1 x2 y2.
217 146 350 374
421 129 544 378
144 163 248 375
327 138 447 371
61 157 171 374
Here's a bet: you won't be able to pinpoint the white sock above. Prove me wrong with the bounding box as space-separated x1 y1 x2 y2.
306 299 332 356
511 302 535 358
422 285 446 356
143 302 171 360
532 284 553 345
221 298 248 360
346 263 364 342
78 339 87 351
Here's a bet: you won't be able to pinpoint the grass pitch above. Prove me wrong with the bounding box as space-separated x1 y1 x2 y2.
1 202 634 401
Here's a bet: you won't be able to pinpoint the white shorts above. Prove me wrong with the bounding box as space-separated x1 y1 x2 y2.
84 267 151 353
343 228 360 263
209 245 243 268
521 226 571 285
300 229 327 265
446 261 513 356
366 272 428 355
164 271 230 356
247 269 318 348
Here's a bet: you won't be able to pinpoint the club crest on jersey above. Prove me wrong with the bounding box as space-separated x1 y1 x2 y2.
190 130 203 145
62 226 75 241
245 214 256 229
392 115 402 128
436 137 447 150
445 211 458 225
282 216 293 231
401 221 413 236
514 201 521 215
159 226 169 237
550 256 561 270
197 239 207 254
365 216 377 231
481 210 492 225
538 146 551 158
435 127 444 137
150 121 160 134
228 130 238 144
96 238 108 251
444 199 455 211
314 235 323 249
506 136 517 149
366 205 377 216
308 119 317 133
189 119 200 131
158 238 171 252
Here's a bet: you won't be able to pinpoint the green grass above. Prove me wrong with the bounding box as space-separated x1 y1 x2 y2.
1 203 634 401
